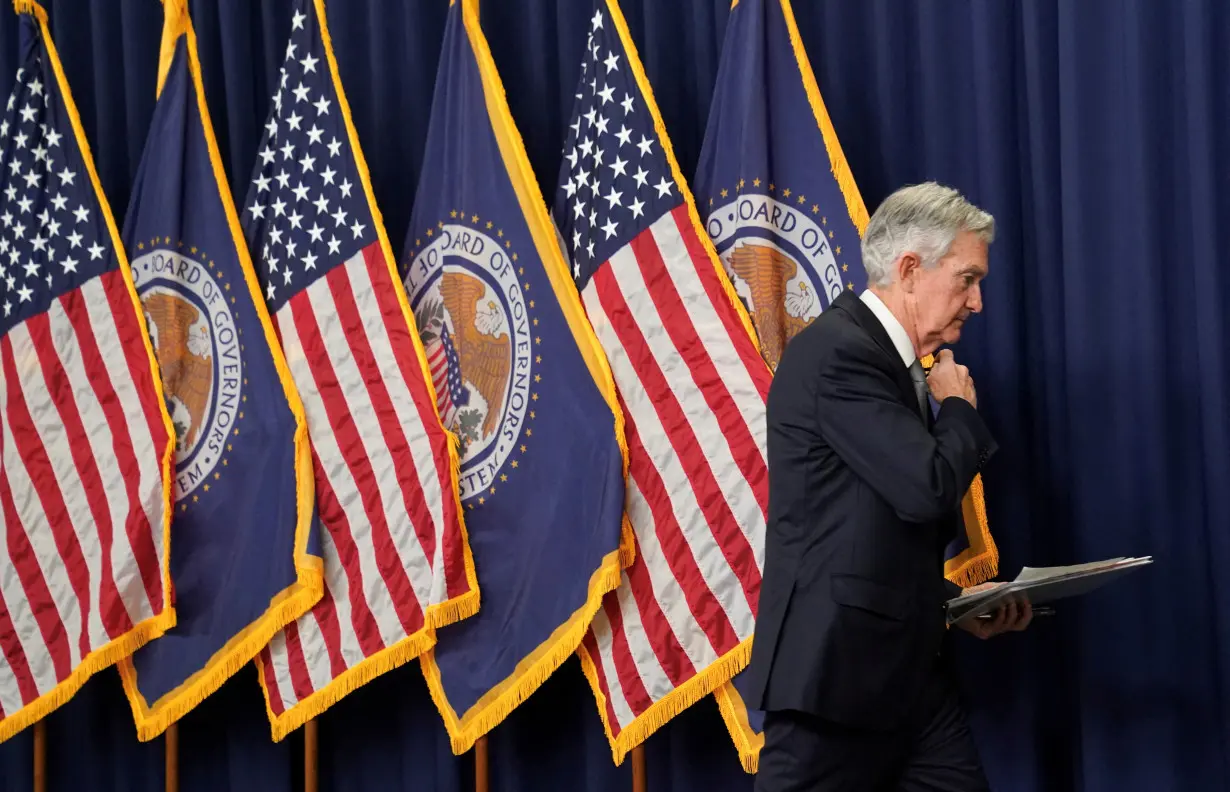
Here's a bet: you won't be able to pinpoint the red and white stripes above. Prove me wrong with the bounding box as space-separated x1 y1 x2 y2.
0 270 170 727
257 242 473 737
578 205 770 754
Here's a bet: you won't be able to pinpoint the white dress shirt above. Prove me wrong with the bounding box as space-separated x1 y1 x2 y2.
859 289 917 368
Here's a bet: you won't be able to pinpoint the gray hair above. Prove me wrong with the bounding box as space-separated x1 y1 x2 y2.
860 182 995 288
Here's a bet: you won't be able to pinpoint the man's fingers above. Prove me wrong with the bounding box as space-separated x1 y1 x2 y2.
986 611 1006 638
1004 599 1018 624
985 601 1014 638
985 605 1009 638
1012 600 1034 631
965 597 1034 640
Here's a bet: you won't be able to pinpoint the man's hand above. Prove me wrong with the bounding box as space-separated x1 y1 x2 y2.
927 349 977 408
954 582 1033 639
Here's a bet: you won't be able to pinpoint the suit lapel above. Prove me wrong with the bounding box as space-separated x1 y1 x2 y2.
832 291 920 419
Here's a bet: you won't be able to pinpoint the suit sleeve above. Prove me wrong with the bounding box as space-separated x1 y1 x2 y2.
814 342 997 524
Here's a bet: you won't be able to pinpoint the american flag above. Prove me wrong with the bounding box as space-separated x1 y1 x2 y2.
243 0 477 739
0 10 174 739
551 1 772 760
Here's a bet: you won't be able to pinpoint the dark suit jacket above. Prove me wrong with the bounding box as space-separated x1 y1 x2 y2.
744 290 997 731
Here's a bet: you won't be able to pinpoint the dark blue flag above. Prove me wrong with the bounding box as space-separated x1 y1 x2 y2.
116 0 322 741
402 0 630 753
694 0 999 771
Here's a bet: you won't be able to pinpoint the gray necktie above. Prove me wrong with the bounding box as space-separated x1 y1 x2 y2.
908 360 929 421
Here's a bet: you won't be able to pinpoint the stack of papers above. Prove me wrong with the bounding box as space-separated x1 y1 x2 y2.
945 556 1153 625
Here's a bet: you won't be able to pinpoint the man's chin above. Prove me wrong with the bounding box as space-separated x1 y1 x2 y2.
942 325 964 344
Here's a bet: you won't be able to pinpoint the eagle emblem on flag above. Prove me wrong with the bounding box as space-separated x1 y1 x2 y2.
130 247 242 496
419 270 512 448
724 242 816 370
407 221 536 502
706 190 844 371
142 291 213 449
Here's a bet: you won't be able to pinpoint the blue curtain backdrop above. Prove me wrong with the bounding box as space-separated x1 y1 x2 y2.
0 0 1227 790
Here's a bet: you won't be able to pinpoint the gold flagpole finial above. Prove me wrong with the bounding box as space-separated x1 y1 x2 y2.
156 0 191 98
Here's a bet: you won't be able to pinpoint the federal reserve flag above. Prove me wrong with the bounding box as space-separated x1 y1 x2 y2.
243 0 478 739
552 0 772 763
404 0 630 753
116 0 323 741
693 0 998 771
0 1 176 740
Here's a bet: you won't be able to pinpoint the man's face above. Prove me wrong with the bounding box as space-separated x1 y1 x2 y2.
907 229 988 351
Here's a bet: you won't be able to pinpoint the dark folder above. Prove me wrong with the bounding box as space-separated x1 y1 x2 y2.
946 556 1153 625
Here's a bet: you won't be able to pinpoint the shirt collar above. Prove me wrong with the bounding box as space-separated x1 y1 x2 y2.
859 289 917 368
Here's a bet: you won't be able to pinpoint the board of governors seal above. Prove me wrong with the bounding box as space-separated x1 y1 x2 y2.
130 249 243 501
405 224 533 502
706 192 845 370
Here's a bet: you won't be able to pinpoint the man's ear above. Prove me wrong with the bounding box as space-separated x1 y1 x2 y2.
897 252 921 293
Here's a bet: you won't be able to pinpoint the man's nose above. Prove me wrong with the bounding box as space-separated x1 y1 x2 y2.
967 283 983 314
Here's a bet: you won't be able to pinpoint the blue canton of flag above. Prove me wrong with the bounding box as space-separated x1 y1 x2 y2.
404 0 629 754
115 0 322 742
695 0 998 772
242 13 376 311
242 0 477 741
0 52 133 334
551 17 682 290
0 1 175 740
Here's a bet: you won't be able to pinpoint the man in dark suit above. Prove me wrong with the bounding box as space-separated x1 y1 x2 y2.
750 182 1032 791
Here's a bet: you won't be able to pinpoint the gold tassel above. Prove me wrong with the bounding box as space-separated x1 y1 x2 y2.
12 0 46 21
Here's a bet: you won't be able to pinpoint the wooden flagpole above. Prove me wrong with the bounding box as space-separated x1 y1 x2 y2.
631 744 647 792
31 721 45 792
164 723 178 792
304 719 318 792
474 735 489 792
